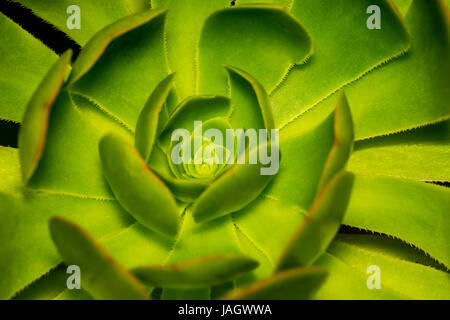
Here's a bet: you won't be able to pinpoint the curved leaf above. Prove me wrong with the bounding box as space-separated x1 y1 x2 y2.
55 289 93 300
70 92 133 141
346 0 450 139
222 267 328 300
18 50 72 183
152 0 230 100
313 252 403 299
155 172 210 202
276 171 354 271
226 66 275 131
336 234 446 271
135 73 175 162
49 216 149 300
192 144 275 223
161 288 211 300
198 4 312 96
69 9 169 130
133 254 258 289
100 208 244 285
1 0 447 301
99 133 180 238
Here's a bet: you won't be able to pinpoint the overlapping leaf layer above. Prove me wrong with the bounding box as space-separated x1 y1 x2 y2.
0 0 448 300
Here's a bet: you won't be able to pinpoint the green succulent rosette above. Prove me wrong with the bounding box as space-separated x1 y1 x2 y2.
0 0 449 300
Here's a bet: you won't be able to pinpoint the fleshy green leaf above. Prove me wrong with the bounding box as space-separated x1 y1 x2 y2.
223 267 328 300
55 288 93 300
18 51 72 183
343 175 450 268
68 9 164 84
0 12 58 122
12 265 68 300
69 9 169 130
317 92 354 191
232 196 306 269
152 0 230 100
0 191 133 299
161 288 210 300
159 95 231 148
13 0 150 45
102 223 173 270
238 0 292 6
272 0 410 128
276 171 354 271
336 234 446 271
166 210 243 265
99 208 244 282
348 120 450 181
198 4 312 96
264 97 336 210
192 144 275 223
135 74 175 162
70 92 133 141
99 133 180 238
226 66 275 131
133 254 258 289
319 238 450 299
49 216 149 300
346 0 450 139
231 225 274 286
27 91 125 198
393 0 413 15
312 252 401 299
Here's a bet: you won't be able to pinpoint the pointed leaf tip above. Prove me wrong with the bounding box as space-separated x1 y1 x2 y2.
135 73 175 162
225 65 275 131
277 171 355 271
317 92 354 191
49 216 149 300
99 133 180 238
19 50 72 183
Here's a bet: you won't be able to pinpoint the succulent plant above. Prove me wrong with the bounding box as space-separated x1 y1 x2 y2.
0 0 449 300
